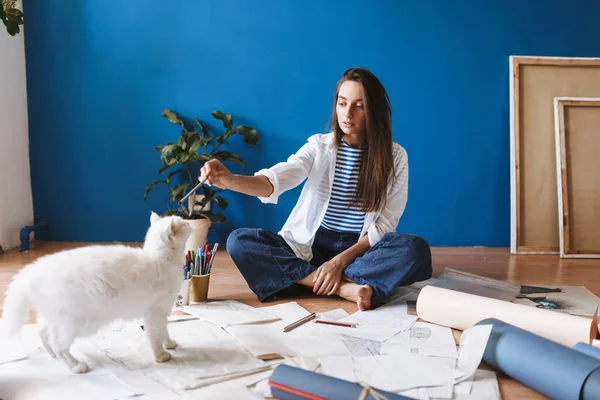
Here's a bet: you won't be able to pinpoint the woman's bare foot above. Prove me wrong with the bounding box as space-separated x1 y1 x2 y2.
337 282 373 311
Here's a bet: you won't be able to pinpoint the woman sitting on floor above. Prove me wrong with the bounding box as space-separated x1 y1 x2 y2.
200 67 432 310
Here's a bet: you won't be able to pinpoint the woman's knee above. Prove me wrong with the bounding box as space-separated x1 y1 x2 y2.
383 232 432 279
226 228 258 260
411 235 433 279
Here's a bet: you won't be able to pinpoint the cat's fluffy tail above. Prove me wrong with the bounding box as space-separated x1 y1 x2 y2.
1 269 31 337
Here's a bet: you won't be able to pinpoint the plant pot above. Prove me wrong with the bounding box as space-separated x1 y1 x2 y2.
185 218 211 252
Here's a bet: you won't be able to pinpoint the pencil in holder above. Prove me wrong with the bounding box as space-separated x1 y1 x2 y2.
189 273 211 303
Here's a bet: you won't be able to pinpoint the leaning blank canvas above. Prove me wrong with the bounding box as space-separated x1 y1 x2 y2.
553 97 600 258
509 56 600 254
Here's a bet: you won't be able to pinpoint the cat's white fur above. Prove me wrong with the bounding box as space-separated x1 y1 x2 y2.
1 211 192 373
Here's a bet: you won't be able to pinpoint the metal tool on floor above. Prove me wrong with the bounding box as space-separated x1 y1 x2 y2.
516 295 557 309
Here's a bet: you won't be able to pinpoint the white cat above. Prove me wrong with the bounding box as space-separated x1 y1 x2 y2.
1 211 192 373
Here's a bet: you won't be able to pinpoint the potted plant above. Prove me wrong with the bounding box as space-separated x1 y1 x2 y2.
144 109 259 250
1 0 24 36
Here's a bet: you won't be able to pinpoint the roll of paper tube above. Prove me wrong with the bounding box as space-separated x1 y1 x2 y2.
268 364 411 400
583 367 600 400
476 318 600 400
574 342 600 361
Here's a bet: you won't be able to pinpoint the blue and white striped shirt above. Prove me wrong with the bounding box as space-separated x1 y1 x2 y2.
321 140 366 233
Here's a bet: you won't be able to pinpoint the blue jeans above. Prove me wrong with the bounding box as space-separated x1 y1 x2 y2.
226 225 432 308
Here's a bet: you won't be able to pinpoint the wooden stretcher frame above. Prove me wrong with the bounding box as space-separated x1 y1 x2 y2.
553 97 600 258
509 55 600 254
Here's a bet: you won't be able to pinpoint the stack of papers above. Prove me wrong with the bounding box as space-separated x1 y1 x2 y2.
224 302 354 359
317 297 418 342
0 297 501 399
179 300 280 328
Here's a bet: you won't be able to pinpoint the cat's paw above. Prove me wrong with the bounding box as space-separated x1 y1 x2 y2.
71 362 89 374
164 338 177 349
154 351 172 363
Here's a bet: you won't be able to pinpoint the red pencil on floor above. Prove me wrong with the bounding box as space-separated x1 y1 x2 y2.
314 320 358 328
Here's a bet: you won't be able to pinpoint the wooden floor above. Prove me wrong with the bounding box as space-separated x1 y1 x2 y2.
1 241 599 399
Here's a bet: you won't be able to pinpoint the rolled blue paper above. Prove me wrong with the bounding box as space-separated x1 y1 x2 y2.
582 367 600 400
476 318 600 400
269 364 410 400
574 342 600 361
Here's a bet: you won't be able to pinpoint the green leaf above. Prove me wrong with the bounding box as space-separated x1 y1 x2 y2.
211 110 233 130
234 125 259 145
166 169 184 184
6 20 18 35
1 6 23 36
143 180 168 201
162 209 182 217
190 136 206 153
193 196 210 209
201 212 227 223
177 152 193 164
190 154 213 164
213 195 229 209
201 185 213 198
194 118 209 137
171 183 189 203
162 109 182 124
159 143 176 164
212 150 245 166
177 135 186 150
162 109 194 132
158 157 177 174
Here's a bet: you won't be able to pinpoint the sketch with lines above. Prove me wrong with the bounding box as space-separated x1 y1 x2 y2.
88 318 267 392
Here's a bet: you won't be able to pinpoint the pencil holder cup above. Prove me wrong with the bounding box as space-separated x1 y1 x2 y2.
175 279 191 307
189 274 210 303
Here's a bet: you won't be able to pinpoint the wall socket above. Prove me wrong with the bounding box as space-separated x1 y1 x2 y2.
188 194 211 212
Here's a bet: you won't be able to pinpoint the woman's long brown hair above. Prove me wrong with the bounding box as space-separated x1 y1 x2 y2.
330 67 396 213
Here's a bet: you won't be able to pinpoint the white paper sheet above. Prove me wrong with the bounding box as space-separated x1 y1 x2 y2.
380 321 458 359
88 318 267 391
340 335 382 356
180 299 280 328
319 354 455 392
454 369 500 399
397 387 431 400
426 384 453 399
0 349 141 400
183 365 273 390
182 381 262 400
75 339 182 400
224 302 353 359
316 308 351 321
321 298 417 342
311 309 382 356
282 356 320 372
0 328 28 365
453 323 493 393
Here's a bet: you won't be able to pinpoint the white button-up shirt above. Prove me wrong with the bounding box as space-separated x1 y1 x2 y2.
255 132 408 261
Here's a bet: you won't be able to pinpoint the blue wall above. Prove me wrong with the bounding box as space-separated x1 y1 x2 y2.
22 0 600 247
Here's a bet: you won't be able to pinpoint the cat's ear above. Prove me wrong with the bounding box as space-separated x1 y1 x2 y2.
169 218 181 235
169 218 189 236
150 211 161 225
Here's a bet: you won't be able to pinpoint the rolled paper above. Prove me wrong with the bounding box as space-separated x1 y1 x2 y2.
416 285 598 347
476 318 600 400
268 364 411 400
574 342 600 361
582 367 600 400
